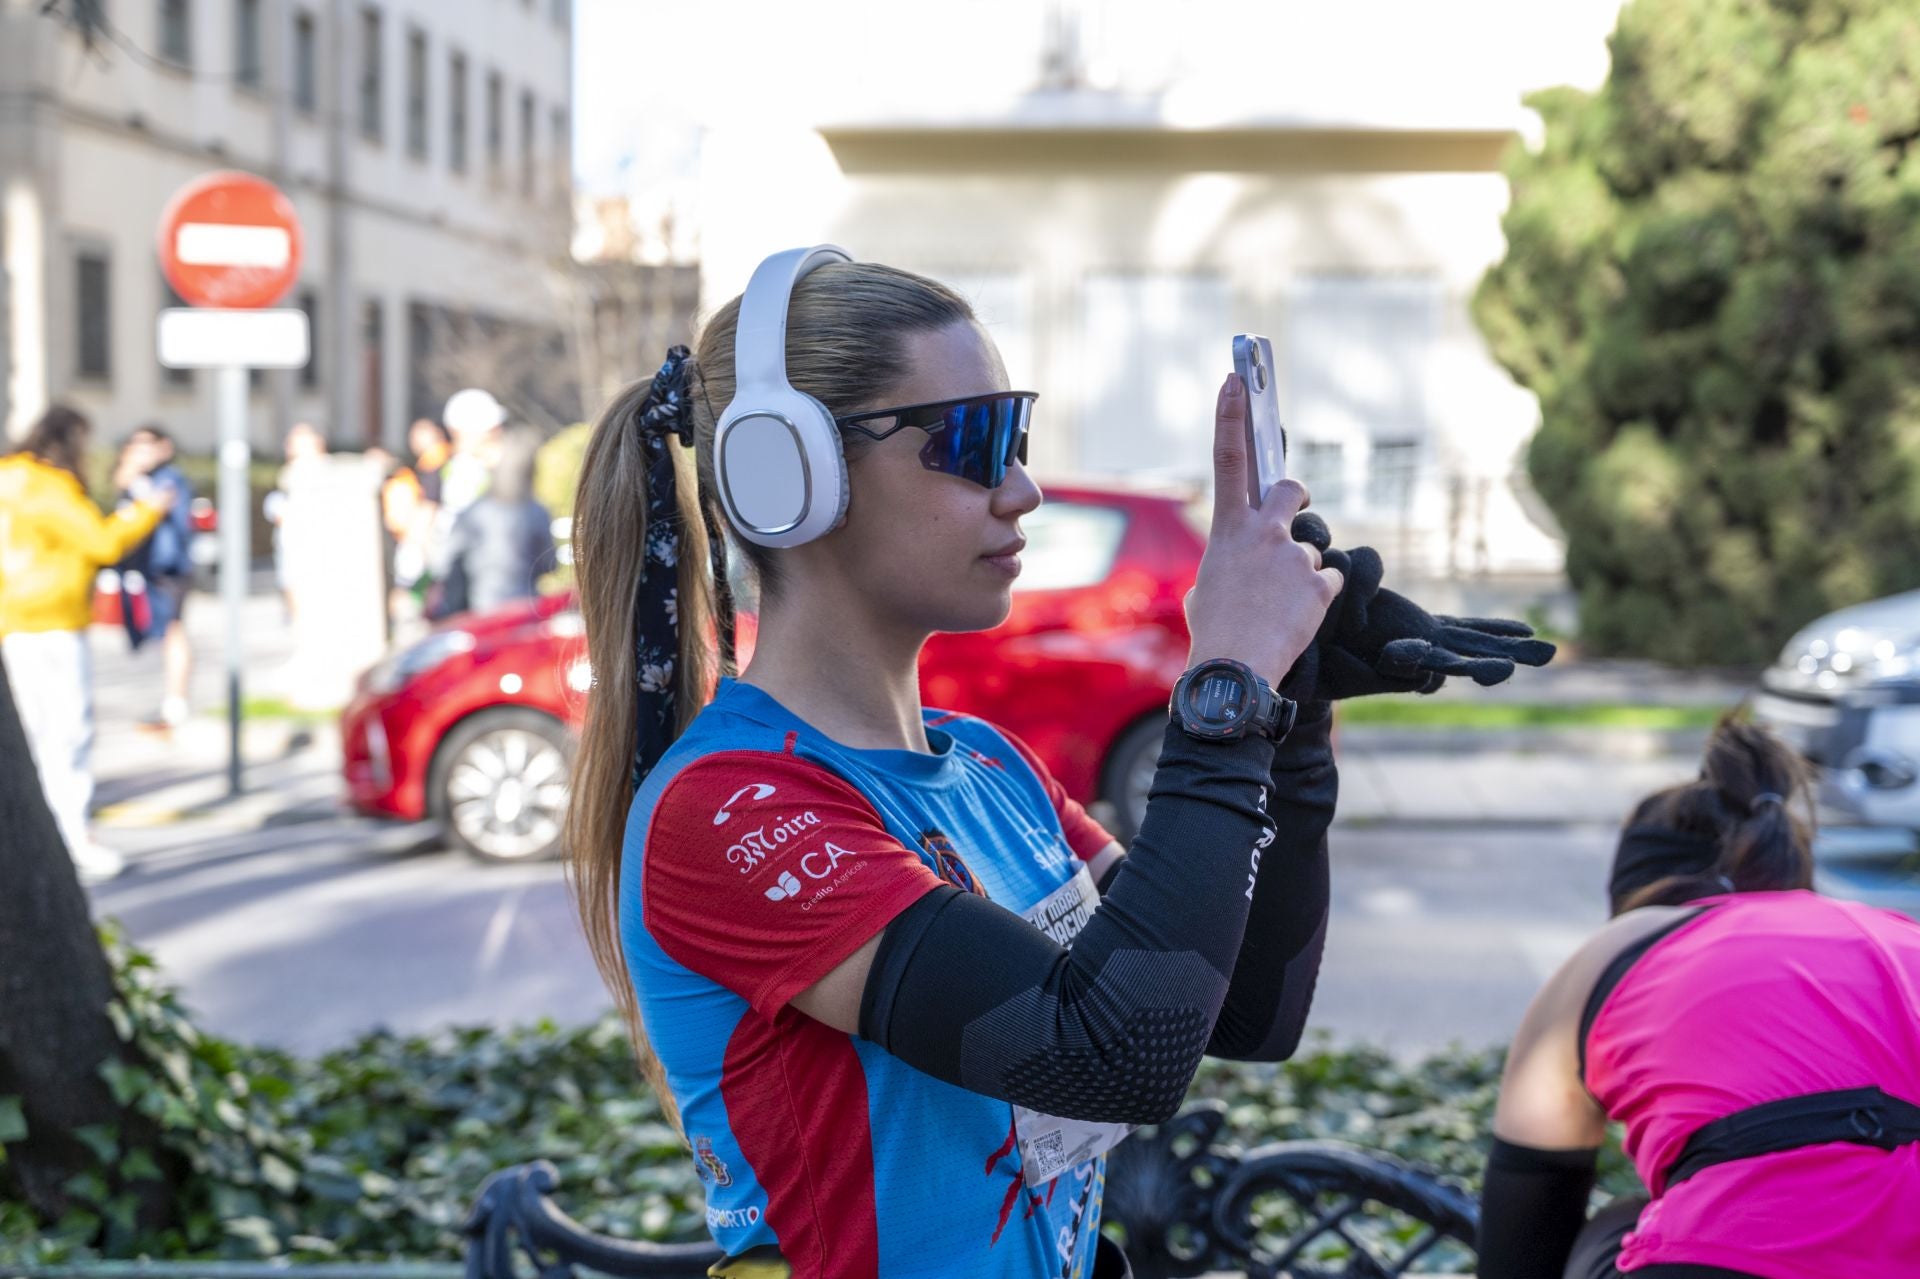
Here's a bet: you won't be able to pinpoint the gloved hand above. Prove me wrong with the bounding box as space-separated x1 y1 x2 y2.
1282 513 1556 702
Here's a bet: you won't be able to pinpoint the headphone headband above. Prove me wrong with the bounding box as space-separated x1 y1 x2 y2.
712 245 856 549
733 245 853 393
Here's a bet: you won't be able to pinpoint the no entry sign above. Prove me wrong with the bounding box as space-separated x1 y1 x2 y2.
156 171 303 309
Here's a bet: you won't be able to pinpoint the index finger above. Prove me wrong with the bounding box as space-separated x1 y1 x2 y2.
1211 372 1249 533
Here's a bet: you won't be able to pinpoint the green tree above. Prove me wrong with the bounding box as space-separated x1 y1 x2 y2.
1475 0 1920 664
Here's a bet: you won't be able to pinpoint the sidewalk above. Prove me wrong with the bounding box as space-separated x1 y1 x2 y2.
1334 737 1696 826
83 585 1733 834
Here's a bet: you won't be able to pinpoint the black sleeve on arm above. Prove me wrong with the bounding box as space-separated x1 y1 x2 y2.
1205 700 1336 1061
1476 1138 1598 1279
858 722 1276 1125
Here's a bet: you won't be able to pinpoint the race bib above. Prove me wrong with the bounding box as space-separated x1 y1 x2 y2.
1013 866 1136 1184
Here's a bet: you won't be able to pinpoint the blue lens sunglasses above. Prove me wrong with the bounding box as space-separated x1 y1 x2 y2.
834 391 1037 490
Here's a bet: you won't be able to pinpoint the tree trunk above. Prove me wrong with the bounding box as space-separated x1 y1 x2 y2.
0 651 172 1229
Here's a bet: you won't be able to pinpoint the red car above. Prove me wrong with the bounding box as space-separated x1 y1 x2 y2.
342 481 1204 862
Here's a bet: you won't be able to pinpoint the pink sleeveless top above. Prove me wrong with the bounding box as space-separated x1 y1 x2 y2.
1584 891 1920 1278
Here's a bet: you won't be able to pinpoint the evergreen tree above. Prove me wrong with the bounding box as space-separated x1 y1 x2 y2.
1475 0 1920 664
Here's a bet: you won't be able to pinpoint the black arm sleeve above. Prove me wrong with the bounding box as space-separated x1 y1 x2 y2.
858 723 1275 1125
1476 1138 1598 1279
1205 700 1335 1061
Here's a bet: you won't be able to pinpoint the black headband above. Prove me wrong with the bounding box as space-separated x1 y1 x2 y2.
628 347 737 792
1609 825 1720 910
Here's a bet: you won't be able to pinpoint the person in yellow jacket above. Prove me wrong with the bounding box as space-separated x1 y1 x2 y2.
0 405 173 881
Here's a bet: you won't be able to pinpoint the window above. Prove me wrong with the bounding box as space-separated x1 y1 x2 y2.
485 71 503 177
1014 502 1128 593
297 289 320 389
159 0 191 67
1367 439 1420 513
293 10 318 113
358 6 383 143
1285 275 1440 513
519 89 535 196
234 0 261 88
361 298 385 447
1078 272 1228 481
76 251 111 380
447 52 468 172
1295 441 1345 509
550 106 569 202
159 275 193 388
405 28 428 159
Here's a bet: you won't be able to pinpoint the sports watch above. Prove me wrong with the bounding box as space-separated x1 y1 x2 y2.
1170 658 1297 744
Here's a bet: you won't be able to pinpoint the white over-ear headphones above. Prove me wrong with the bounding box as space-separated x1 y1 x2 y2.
712 245 855 549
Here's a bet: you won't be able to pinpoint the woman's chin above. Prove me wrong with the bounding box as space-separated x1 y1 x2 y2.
933 588 1015 635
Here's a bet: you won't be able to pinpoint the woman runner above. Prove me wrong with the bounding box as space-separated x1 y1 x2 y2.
565 249 1347 1278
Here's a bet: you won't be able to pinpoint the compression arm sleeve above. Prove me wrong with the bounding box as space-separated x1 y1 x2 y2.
1205 700 1335 1061
1476 1138 1598 1279
858 722 1275 1125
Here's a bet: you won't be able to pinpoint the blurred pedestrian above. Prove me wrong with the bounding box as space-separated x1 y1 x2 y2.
437 388 504 522
264 422 328 623
0 405 175 881
381 417 452 628
115 423 196 731
432 425 555 619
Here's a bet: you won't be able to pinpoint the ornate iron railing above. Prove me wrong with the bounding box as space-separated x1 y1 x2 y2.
461 1103 1480 1279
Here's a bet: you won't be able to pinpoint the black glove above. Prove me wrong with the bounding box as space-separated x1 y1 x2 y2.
1283 513 1557 702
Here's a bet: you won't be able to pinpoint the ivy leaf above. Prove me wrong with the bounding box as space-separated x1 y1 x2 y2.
222 1215 280 1256
122 1146 165 1183
0 1095 27 1144
105 1000 134 1043
72 1124 118 1164
259 1153 300 1196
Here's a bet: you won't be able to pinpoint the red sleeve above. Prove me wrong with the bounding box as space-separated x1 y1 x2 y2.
640 751 944 1017
999 729 1118 862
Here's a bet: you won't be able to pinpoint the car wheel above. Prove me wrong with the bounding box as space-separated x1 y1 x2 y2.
432 708 573 863
1100 714 1167 846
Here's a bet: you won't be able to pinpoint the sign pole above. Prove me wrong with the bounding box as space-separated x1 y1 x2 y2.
154 170 307 799
217 364 250 797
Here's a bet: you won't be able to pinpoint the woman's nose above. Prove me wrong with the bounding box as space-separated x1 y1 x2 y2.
993 461 1043 516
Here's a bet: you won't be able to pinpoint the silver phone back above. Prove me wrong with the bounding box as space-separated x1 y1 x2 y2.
1232 333 1286 506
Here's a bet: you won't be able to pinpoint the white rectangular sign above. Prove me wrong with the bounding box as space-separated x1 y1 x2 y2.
175 222 294 268
157 307 309 369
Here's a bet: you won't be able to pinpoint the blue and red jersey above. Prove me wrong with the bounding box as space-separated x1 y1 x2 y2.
620 677 1117 1277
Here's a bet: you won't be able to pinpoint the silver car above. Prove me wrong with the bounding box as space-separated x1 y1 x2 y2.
1752 589 1920 829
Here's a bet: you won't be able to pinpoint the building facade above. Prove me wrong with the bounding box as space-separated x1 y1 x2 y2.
656 0 1625 584
0 0 573 453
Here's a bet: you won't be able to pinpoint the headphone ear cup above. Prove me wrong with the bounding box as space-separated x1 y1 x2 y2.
714 388 847 549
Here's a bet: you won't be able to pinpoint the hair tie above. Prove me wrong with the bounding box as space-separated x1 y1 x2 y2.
636 346 695 448
630 347 695 791
1749 792 1786 814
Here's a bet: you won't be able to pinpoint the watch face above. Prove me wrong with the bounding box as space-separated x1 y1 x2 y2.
1188 668 1251 729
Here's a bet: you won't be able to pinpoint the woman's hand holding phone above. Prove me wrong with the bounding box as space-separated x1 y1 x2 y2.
1185 373 1345 688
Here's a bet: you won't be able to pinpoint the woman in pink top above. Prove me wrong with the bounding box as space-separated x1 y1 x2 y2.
1478 718 1920 1279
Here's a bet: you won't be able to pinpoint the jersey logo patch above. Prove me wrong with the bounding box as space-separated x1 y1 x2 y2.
692 1135 733 1186
921 827 988 898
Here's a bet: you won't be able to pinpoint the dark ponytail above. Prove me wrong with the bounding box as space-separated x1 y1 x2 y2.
1612 715 1815 913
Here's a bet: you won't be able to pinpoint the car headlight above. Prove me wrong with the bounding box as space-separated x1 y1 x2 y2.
1777 625 1920 691
364 630 476 694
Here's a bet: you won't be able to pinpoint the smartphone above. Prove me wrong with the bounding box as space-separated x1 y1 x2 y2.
1231 334 1287 507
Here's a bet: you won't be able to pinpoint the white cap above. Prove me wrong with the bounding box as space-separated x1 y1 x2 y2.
443 388 506 435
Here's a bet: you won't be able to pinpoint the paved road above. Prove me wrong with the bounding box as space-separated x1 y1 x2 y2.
76 588 1920 1058
90 810 1622 1056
